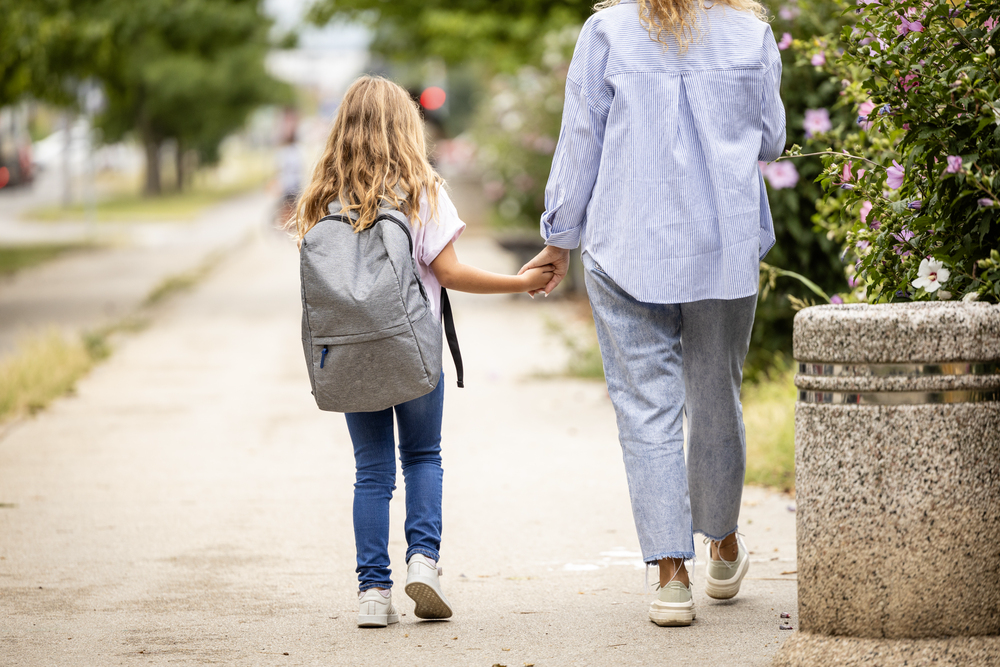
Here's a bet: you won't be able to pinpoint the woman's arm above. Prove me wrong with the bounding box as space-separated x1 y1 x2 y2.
430 242 553 294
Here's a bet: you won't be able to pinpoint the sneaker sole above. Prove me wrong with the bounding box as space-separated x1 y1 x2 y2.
704 555 750 600
357 612 399 628
648 600 696 627
405 579 453 620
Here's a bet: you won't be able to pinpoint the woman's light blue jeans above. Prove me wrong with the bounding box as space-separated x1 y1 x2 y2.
344 376 444 592
583 254 757 563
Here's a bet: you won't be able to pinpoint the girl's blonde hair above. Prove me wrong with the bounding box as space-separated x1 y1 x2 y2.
293 76 442 240
594 0 769 51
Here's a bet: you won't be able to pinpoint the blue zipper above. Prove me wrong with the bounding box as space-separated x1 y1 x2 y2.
320 346 328 369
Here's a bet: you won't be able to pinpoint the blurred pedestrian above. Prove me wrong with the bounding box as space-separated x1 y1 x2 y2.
520 0 786 626
275 125 302 230
292 76 553 628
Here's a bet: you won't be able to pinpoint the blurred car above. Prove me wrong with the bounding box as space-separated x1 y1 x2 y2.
0 105 34 188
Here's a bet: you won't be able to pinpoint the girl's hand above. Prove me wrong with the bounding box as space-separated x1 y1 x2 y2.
521 265 556 292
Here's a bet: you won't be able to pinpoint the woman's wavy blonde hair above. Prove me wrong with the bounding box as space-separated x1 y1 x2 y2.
594 0 768 51
293 76 442 240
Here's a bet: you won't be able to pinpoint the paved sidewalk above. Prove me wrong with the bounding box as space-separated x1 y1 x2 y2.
0 191 272 358
0 231 797 666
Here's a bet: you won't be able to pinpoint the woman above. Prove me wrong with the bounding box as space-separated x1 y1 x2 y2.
521 0 785 626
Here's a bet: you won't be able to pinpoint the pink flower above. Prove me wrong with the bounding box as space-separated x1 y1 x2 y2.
898 16 924 36
985 17 998 32
778 32 793 50
857 101 876 130
860 200 873 225
893 228 915 257
980 198 996 208
803 108 832 138
945 155 962 173
901 73 919 93
779 5 800 21
811 52 826 67
842 162 853 182
830 295 844 304
762 161 800 189
886 160 905 189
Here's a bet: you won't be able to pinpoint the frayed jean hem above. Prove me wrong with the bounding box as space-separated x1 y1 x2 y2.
644 550 696 564
696 526 739 543
406 547 439 563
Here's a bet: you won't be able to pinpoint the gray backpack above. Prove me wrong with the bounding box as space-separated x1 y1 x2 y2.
300 204 463 413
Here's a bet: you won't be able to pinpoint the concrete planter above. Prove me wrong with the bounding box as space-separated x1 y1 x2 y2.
774 302 1000 666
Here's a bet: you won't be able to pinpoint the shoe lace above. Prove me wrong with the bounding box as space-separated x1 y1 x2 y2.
704 532 745 569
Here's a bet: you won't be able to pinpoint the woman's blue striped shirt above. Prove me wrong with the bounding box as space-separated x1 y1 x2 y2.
541 0 786 303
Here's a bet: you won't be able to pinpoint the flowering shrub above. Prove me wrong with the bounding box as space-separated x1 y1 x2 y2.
471 26 578 230
786 0 1000 302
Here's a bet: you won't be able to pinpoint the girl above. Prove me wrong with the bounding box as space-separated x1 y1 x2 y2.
521 0 786 626
293 76 554 628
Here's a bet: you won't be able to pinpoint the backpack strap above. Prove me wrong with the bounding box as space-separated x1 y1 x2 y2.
319 213 413 255
440 287 464 389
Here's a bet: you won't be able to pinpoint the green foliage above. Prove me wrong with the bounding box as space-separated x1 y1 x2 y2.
0 0 111 107
1 0 290 194
310 0 592 71
471 26 578 229
91 0 290 172
785 0 1000 303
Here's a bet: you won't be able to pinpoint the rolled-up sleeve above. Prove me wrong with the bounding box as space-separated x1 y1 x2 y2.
758 33 786 163
540 27 608 249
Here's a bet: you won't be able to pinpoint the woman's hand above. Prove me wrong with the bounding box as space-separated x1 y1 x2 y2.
520 265 556 292
519 246 571 296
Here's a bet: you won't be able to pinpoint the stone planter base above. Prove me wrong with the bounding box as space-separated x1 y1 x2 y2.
774 633 1000 666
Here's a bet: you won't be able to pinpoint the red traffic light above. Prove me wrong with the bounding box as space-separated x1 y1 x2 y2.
420 87 446 111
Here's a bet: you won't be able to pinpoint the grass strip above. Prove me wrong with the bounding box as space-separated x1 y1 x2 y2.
742 368 796 492
0 330 101 422
0 251 225 427
24 179 265 223
0 244 89 277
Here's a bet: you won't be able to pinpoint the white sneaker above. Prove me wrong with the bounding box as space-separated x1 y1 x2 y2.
357 588 400 628
704 534 750 600
404 554 453 620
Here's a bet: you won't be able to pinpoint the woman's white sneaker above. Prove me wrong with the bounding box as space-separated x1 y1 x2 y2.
357 588 400 628
648 581 696 626
404 554 453 619
704 534 750 600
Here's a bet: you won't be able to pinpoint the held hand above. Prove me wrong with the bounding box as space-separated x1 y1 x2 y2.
518 246 571 296
520 265 556 292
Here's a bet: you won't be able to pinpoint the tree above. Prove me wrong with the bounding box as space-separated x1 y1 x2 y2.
1 0 289 196
91 0 290 194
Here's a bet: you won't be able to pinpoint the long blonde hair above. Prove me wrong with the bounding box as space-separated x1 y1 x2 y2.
594 0 769 51
293 76 442 240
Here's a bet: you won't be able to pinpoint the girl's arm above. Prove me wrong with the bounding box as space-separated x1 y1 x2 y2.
430 242 554 294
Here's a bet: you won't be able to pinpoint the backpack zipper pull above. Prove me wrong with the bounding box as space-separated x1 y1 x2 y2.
320 346 329 369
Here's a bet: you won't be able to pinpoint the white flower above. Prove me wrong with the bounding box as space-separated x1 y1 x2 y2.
963 291 981 302
937 290 952 301
911 258 950 293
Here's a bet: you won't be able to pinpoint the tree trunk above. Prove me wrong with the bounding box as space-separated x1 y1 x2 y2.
175 141 184 193
143 136 161 197
62 113 74 206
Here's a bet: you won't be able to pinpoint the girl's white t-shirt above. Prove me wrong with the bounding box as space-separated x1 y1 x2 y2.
410 186 466 319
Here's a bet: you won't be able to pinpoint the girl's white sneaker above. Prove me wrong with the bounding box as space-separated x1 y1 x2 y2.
404 554 453 619
357 588 400 628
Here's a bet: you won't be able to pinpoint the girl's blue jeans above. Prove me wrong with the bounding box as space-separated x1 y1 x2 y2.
583 253 757 563
345 376 444 592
